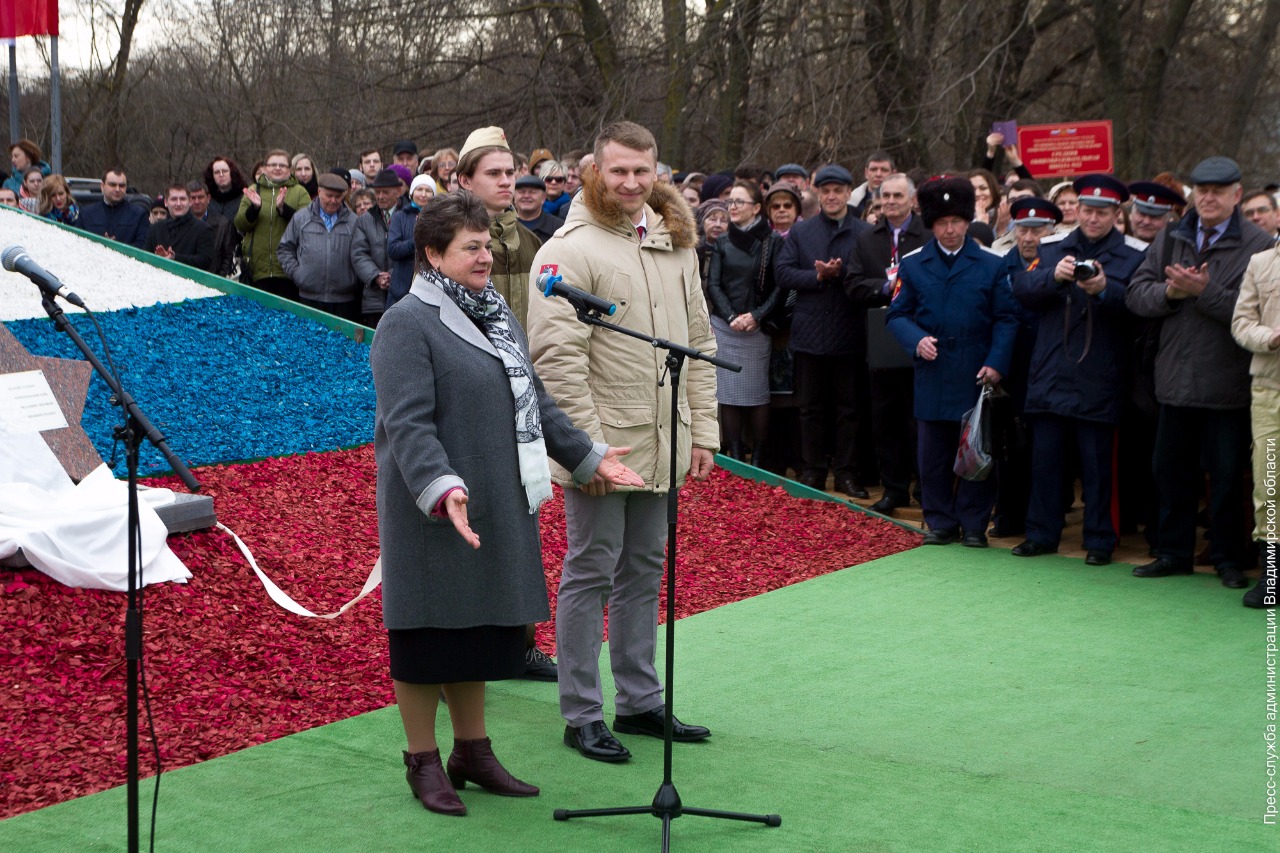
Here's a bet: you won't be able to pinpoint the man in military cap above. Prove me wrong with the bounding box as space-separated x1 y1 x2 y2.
1010 175 1147 565
1127 181 1185 244
1126 156 1275 590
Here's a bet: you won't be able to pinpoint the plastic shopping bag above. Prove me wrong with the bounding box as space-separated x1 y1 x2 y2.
953 385 994 481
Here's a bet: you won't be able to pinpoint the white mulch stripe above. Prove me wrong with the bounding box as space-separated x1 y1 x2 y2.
0 207 223 321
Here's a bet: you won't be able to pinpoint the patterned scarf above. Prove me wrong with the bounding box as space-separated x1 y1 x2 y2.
428 268 552 513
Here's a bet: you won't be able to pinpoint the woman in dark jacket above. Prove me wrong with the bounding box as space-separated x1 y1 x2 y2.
386 174 436 309
203 156 248 222
706 180 783 460
371 191 642 816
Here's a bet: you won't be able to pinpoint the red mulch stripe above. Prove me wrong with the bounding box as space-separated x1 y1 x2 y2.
0 445 918 818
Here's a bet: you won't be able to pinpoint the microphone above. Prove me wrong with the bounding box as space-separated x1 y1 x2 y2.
2 245 86 308
538 270 616 316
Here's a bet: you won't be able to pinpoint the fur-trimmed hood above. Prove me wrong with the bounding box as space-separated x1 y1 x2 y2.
569 167 698 250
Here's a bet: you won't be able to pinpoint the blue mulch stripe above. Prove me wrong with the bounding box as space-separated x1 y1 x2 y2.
7 295 375 474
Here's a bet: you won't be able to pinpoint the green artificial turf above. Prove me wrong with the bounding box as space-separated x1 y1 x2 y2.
2 547 1273 852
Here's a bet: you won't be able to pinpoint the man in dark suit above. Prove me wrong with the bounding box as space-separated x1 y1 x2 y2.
775 164 873 496
885 176 1019 547
843 172 927 514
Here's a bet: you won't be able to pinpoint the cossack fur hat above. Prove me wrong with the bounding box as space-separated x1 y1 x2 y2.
918 176 975 229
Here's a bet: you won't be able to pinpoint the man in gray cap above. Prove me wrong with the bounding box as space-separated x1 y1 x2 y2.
277 172 361 321
774 163 810 192
1125 156 1275 590
776 163 875 496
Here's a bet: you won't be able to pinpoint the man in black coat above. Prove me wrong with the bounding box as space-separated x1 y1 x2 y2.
145 184 215 272
1125 157 1275 589
776 164 873 495
843 172 926 514
187 181 236 276
80 168 149 249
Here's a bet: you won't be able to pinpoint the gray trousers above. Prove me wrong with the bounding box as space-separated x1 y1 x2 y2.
557 488 667 727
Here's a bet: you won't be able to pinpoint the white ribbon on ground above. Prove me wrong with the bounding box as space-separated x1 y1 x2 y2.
217 522 381 619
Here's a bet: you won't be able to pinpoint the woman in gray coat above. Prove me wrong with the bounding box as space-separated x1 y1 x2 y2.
370 191 642 816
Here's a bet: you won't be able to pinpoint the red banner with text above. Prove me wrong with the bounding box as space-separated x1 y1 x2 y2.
1016 121 1114 178
0 0 59 39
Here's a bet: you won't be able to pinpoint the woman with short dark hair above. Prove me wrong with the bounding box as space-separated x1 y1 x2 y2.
371 191 642 816
203 156 248 222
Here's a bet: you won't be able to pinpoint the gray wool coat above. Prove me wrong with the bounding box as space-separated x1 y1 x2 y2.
371 273 605 630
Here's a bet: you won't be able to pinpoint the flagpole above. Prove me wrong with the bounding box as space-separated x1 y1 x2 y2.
49 35 60 172
6 42 17 144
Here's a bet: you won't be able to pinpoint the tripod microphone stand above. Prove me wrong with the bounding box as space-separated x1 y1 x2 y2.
551 306 782 851
38 295 200 853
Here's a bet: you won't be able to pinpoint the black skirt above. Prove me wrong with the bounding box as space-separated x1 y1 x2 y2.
388 624 527 684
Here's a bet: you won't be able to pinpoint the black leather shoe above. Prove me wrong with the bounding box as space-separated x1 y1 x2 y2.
922 527 960 546
1084 550 1111 566
1132 558 1192 578
1011 540 1056 558
564 721 631 762
961 531 989 548
614 707 711 742
518 646 557 682
868 496 905 516
1243 575 1277 608
799 472 827 491
1217 565 1248 589
834 476 869 499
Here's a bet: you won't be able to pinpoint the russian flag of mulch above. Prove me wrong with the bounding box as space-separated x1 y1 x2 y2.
0 210 918 818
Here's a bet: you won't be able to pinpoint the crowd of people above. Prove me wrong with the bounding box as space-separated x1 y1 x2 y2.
6 122 1279 813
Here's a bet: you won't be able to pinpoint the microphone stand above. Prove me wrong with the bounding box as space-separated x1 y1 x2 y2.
551 306 781 851
38 296 199 853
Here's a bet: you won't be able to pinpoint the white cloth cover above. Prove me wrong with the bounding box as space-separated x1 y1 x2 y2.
0 432 191 590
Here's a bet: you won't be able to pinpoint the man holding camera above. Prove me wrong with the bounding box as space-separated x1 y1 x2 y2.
1009 175 1147 565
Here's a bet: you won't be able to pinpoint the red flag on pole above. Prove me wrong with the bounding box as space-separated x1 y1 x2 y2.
0 0 59 39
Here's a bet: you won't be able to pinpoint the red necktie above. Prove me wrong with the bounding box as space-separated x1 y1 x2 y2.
637 225 646 242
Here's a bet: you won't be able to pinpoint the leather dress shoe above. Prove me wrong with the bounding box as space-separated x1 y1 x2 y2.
1217 564 1248 589
564 721 631 762
834 477 870 499
518 646 558 682
868 495 906 516
799 472 827 491
1011 540 1056 558
1132 558 1193 578
922 527 960 545
962 531 989 548
614 707 711 742
1084 550 1111 566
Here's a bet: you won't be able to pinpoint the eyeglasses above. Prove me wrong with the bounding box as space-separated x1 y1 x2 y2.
266 162 290 169
1243 205 1275 217
545 176 565 184
438 161 457 170
725 199 755 208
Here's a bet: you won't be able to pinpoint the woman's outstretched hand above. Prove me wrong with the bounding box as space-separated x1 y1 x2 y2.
597 446 645 488
444 490 480 549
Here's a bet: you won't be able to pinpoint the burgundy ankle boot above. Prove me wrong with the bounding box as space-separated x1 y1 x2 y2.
403 749 467 815
446 737 539 797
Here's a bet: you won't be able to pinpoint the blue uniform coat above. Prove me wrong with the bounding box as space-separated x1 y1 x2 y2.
1013 227 1147 425
886 237 1019 421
